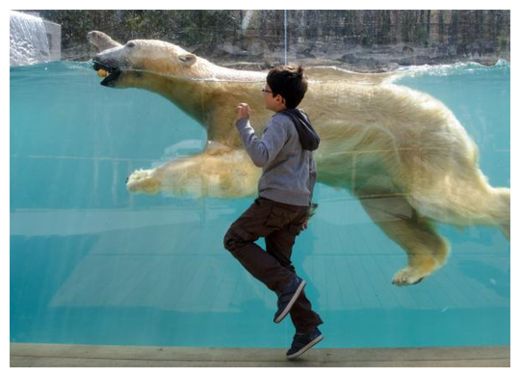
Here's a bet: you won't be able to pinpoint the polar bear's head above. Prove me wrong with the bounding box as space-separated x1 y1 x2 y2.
90 31 201 88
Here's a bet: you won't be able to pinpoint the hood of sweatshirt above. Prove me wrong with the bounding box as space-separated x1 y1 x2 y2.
281 109 320 151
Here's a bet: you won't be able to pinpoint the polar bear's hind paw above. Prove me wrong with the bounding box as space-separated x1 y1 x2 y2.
392 267 428 286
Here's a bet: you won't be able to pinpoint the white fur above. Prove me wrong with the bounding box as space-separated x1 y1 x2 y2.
90 31 510 285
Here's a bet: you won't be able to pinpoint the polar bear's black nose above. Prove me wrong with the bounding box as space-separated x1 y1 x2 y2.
125 176 129 184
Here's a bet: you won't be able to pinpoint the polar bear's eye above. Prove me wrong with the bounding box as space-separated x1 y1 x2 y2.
126 42 136 48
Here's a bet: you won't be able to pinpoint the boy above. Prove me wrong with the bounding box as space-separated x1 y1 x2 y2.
223 65 323 360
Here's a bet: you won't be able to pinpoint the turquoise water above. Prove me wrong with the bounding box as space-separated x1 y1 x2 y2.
10 61 510 348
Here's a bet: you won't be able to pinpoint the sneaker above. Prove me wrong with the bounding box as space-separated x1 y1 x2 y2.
286 328 324 360
273 276 306 323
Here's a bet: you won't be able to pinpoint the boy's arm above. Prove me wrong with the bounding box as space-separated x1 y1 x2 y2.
308 155 317 201
235 117 288 167
301 155 318 230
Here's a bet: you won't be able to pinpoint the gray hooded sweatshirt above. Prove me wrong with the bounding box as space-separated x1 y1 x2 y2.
235 111 317 207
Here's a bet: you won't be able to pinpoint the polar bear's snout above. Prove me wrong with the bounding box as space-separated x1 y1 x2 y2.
92 60 122 87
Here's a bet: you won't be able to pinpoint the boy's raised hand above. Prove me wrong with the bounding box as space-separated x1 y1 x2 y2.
236 103 251 120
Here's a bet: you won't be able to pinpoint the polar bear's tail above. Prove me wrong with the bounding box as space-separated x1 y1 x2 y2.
465 184 510 239
411 170 510 239
456 183 509 238
453 183 510 238
452 185 510 234
493 187 510 239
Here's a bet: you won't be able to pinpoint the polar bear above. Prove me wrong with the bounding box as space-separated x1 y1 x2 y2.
88 30 510 286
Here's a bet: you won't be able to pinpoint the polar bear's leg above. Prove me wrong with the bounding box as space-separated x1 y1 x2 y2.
358 192 449 286
125 149 260 197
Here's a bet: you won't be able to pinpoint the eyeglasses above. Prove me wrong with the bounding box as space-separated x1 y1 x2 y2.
261 88 272 94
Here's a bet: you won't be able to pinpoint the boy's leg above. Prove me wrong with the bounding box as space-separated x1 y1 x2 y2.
265 220 323 333
223 198 296 293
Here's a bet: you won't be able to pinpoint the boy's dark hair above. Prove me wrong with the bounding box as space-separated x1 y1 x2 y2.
266 65 308 109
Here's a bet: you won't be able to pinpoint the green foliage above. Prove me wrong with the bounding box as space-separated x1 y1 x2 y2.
35 10 509 61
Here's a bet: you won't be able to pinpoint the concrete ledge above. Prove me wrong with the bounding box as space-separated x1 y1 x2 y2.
10 343 510 367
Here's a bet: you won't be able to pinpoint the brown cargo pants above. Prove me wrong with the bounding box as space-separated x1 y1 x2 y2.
223 196 323 333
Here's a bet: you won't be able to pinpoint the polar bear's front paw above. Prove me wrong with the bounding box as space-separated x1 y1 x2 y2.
126 169 161 194
392 267 427 286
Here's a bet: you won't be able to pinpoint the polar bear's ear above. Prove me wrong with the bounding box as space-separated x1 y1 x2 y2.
179 53 197 66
